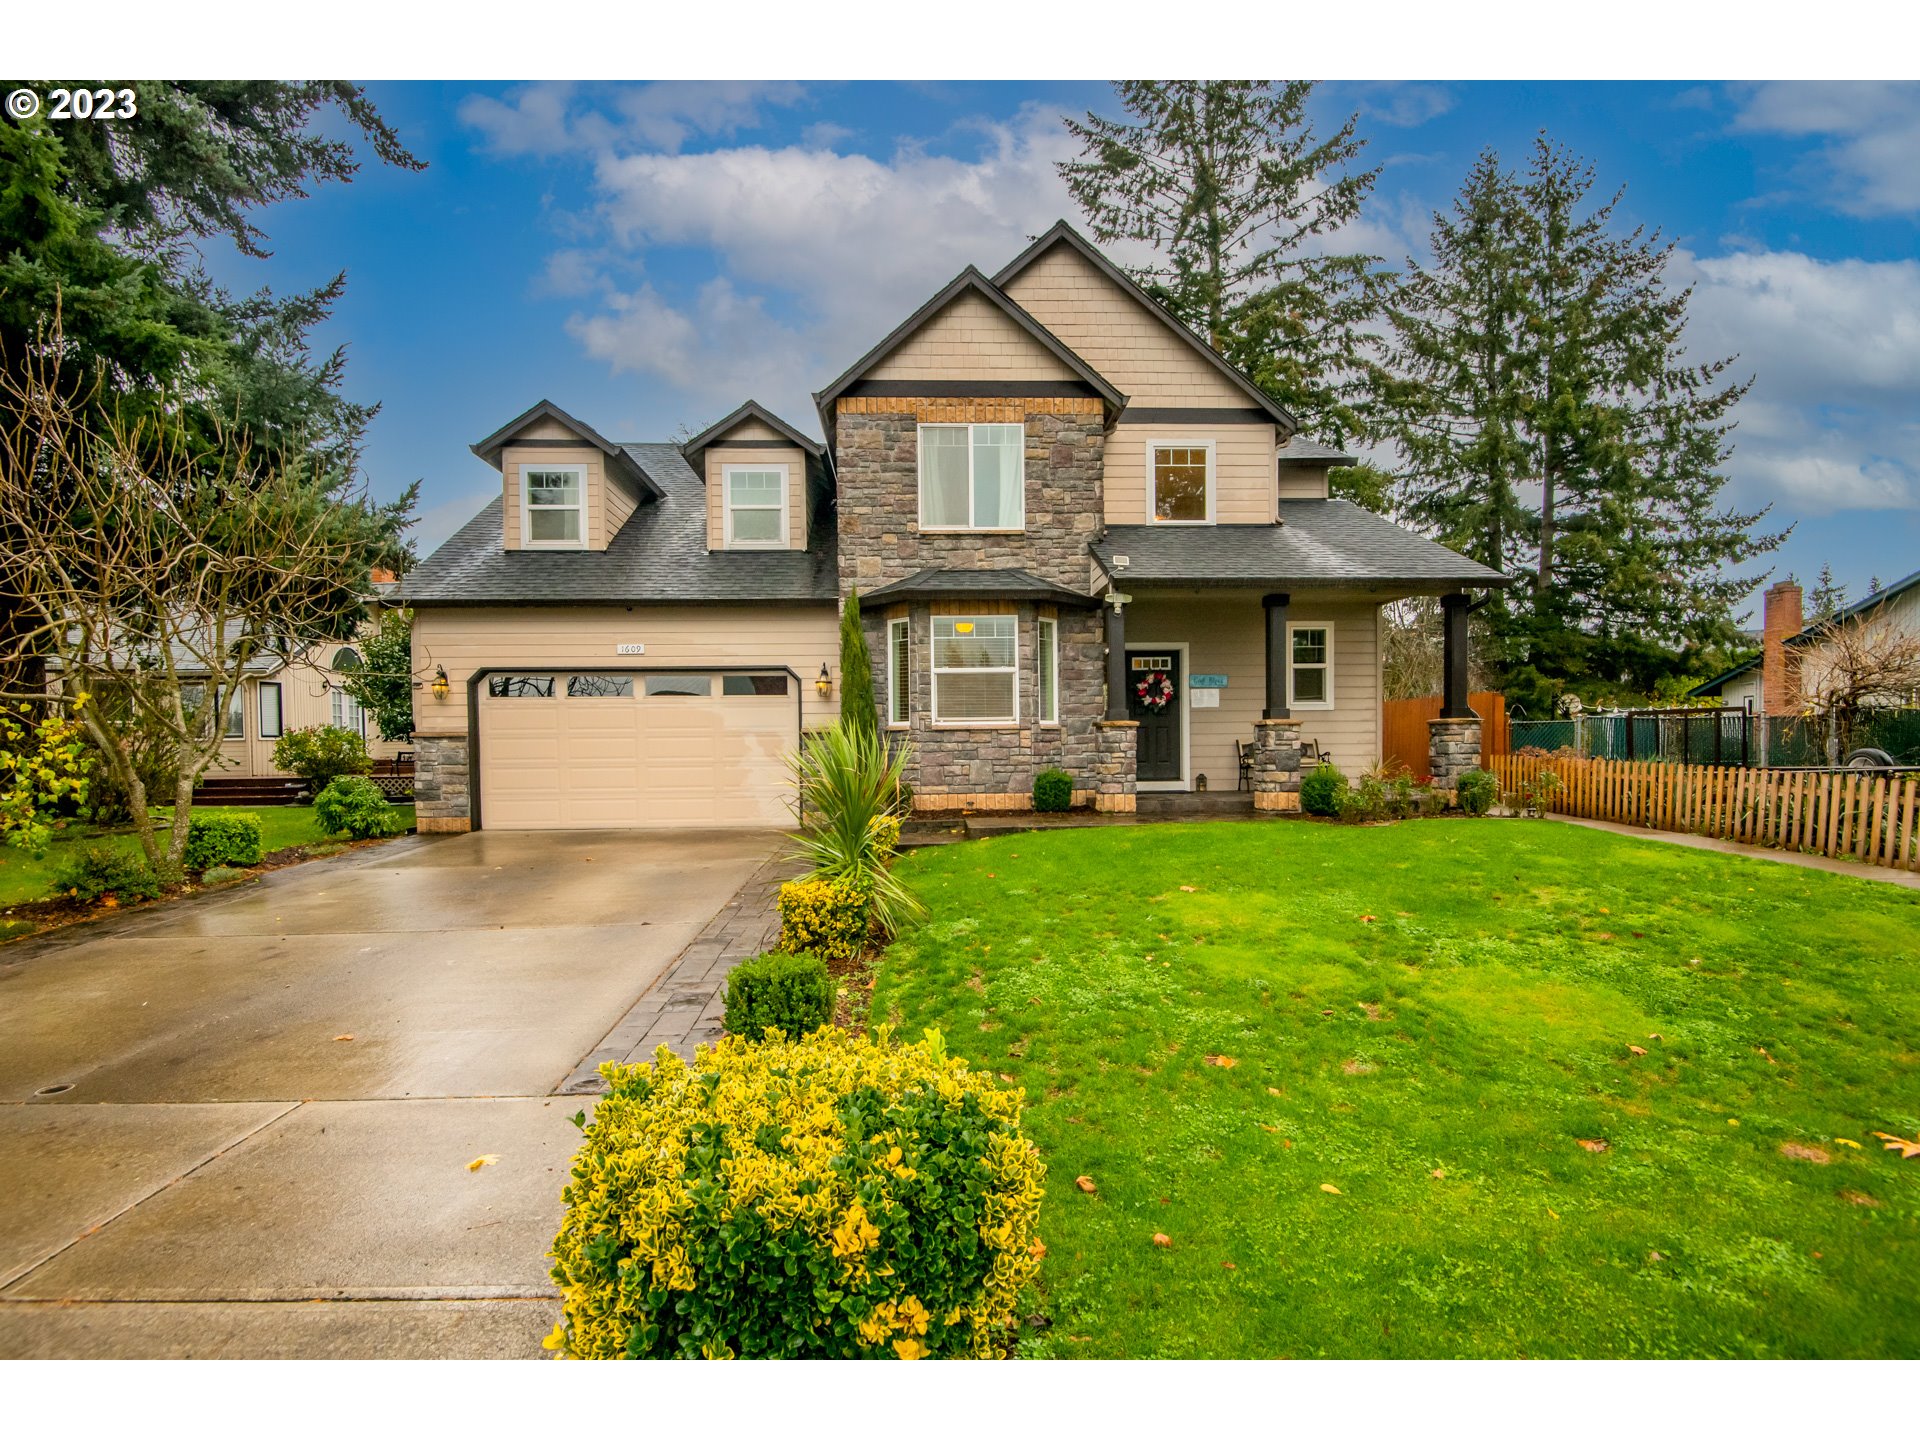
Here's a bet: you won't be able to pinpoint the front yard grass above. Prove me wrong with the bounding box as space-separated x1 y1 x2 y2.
0 804 417 907
873 818 1920 1358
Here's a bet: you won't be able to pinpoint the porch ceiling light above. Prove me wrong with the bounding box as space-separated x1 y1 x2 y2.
431 665 449 700
816 664 832 698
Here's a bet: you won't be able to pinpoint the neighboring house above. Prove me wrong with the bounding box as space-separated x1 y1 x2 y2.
1692 570 1920 715
402 221 1508 833
193 638 409 780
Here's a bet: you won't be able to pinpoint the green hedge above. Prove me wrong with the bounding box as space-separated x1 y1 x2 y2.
184 811 264 870
312 776 402 839
53 843 162 903
724 950 836 1041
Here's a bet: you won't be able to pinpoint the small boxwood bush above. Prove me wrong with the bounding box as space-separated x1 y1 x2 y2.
1032 768 1073 813
777 876 870 963
312 775 402 840
1455 768 1499 816
1299 762 1347 817
200 865 252 887
271 725 371 792
54 843 162 903
184 811 264 870
548 1026 1045 1359
724 950 836 1041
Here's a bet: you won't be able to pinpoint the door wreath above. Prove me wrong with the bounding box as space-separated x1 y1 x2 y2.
1135 670 1175 712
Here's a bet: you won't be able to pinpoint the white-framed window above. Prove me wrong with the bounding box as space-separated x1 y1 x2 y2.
1149 439 1215 524
331 686 367 735
1288 623 1333 709
522 464 586 548
918 423 1025 531
224 684 246 739
1037 616 1059 725
723 464 788 549
258 681 283 739
887 617 910 727
931 614 1018 725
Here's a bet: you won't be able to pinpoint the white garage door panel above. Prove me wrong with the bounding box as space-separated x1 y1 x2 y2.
478 676 795 830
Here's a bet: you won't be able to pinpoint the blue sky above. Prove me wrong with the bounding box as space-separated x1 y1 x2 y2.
201 80 1920 621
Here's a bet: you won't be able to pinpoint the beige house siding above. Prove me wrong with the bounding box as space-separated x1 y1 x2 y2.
1276 467 1331 500
501 444 608 552
866 291 1080 383
703 445 810 551
411 604 841 740
1125 591 1382 783
1105 423 1281 525
207 644 408 779
1000 245 1250 407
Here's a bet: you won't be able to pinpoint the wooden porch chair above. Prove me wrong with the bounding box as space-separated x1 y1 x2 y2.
1236 739 1254 791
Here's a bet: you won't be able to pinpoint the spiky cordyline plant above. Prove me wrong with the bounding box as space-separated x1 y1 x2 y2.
788 722 923 935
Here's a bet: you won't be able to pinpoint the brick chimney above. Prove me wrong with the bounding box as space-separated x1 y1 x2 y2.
1761 579 1803 716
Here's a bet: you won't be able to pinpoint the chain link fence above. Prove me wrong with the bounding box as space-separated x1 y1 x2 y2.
1509 709 1753 765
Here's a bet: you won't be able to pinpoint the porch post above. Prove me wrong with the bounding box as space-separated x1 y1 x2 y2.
1262 592 1291 719
1440 592 1471 719
1104 595 1128 721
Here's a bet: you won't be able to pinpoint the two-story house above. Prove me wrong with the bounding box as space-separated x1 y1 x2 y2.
400 221 1506 832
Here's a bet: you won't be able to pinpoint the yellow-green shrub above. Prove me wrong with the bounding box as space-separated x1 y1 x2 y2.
777 876 870 963
868 813 902 857
547 1027 1045 1359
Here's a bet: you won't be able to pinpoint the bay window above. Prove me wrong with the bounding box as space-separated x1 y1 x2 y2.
918 423 1024 531
931 614 1017 724
887 617 910 726
1037 616 1058 724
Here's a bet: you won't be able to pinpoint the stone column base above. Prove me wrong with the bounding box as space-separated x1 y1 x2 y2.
1250 717 1304 812
1428 716 1483 791
413 734 472 830
1253 790 1301 813
417 816 472 834
1092 719 1138 813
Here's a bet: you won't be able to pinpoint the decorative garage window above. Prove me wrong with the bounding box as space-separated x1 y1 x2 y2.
1037 616 1058 725
1288 624 1333 709
722 674 789 696
646 674 713 697
918 423 1024 531
568 675 633 698
887 618 910 727
258 681 283 738
723 466 788 549
523 465 585 548
1150 441 1214 524
488 674 555 698
931 615 1017 724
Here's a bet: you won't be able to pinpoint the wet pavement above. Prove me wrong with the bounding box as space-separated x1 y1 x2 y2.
0 827 779 1358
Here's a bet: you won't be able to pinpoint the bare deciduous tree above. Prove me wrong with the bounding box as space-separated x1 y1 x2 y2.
0 349 384 872
1795 610 1920 762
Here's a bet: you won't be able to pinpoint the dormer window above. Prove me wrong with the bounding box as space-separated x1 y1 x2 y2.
523 465 585 548
723 464 789 549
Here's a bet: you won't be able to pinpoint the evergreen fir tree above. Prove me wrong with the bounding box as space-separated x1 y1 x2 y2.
838 589 878 740
1808 563 1848 620
1059 81 1386 449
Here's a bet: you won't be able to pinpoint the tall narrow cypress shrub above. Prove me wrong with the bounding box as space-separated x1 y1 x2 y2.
838 588 878 740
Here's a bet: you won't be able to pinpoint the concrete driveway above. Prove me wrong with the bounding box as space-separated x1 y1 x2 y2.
0 828 779 1358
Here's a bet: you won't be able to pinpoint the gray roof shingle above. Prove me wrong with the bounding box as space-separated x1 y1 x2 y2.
862 567 1096 605
401 444 838 607
1093 501 1510 589
1276 436 1358 465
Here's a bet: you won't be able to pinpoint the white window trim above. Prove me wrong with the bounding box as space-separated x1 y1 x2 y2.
721 463 790 550
1037 616 1059 727
887 617 910 729
520 463 587 550
1147 437 1216 525
930 614 1020 728
223 683 246 740
258 681 283 739
1287 621 1335 711
916 423 1027 533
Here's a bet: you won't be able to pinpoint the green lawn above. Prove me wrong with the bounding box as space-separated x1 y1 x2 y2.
873 818 1920 1358
0 804 416 906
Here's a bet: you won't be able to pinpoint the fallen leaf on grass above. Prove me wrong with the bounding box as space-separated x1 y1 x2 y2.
1075 1175 1097 1194
1872 1131 1920 1159
1359 915 1377 924
1627 1045 1647 1057
1029 1240 1047 1259
1839 1190 1881 1207
333 1034 355 1042
1547 1208 1559 1220
1152 1233 1173 1248
1757 1047 1778 1065
1780 1142 1830 1164
1221 1261 1237 1270
1205 1054 1237 1068
1577 1139 1610 1153
1259 1124 1278 1134
998 1073 1016 1084
1647 1251 1663 1263
1834 1137 1862 1149
1319 1183 1342 1195
467 1154 500 1172
1178 885 1197 893
1430 1169 1445 1180
1266 1086 1283 1097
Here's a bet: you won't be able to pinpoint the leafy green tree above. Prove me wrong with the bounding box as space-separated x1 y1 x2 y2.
1059 81 1386 450
839 590 878 740
336 608 415 742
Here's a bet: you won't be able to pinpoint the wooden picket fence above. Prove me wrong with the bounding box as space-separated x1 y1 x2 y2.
1489 754 1920 873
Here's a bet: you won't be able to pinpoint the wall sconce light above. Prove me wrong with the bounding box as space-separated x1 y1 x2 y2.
816 664 833 699
431 665 449 700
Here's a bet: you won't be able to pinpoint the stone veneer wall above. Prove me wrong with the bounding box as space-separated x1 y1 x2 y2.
869 601 1107 810
835 398 1107 594
1249 717 1303 812
1427 717 1482 791
413 735 471 833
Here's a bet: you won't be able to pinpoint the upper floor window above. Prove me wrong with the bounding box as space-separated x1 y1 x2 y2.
919 423 1024 531
723 465 788 549
523 465 585 548
1150 441 1214 524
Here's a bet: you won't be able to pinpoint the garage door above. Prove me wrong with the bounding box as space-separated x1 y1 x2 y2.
477 670 798 830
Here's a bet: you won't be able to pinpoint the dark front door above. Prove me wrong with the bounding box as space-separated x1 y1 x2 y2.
1126 649 1182 783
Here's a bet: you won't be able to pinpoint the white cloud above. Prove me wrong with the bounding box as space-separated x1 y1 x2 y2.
1731 81 1920 216
1352 83 1455 129
460 81 808 158
566 278 814 413
410 485 500 557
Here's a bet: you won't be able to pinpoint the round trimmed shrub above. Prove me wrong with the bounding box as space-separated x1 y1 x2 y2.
312 775 402 840
1299 761 1348 817
184 811 264 870
777 876 871 963
1031 768 1073 813
1455 768 1499 816
723 950 836 1041
548 1027 1045 1359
